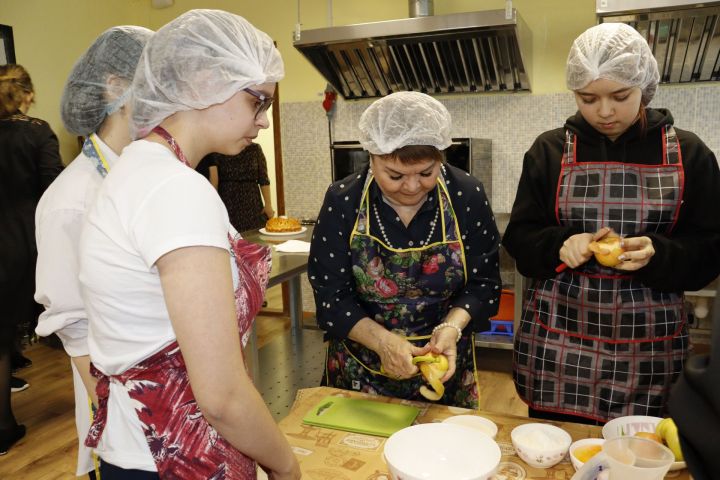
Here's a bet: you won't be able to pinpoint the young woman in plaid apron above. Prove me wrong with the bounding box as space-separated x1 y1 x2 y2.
78 11 299 479
504 23 720 424
309 92 501 409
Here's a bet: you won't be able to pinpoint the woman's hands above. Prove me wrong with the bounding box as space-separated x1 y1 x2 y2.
559 227 612 268
559 227 655 270
262 204 275 220
377 331 426 379
428 327 458 382
262 460 301 480
613 236 655 270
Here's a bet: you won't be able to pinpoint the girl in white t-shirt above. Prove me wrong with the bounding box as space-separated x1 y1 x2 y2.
79 10 299 480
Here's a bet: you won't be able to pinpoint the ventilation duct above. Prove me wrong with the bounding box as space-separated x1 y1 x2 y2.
293 4 532 99
597 0 720 83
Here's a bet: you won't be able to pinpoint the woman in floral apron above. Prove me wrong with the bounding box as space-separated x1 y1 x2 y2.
503 23 720 424
78 11 299 480
309 92 502 409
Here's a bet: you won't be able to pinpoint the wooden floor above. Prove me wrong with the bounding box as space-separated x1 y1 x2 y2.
1 284 526 479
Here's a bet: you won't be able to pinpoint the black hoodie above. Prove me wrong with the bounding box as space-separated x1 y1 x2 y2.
503 108 720 293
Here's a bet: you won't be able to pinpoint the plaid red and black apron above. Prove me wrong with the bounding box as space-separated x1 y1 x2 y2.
324 170 480 408
85 128 272 479
513 125 689 422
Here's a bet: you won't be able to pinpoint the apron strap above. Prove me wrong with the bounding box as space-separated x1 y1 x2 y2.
662 125 683 166
562 130 576 165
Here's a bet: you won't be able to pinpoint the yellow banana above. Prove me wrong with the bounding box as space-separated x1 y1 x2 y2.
655 418 684 462
413 353 448 401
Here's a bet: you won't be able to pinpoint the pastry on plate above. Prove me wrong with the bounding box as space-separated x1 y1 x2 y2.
265 217 302 233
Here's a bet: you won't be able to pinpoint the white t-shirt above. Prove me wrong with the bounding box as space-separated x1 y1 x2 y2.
79 140 236 470
35 135 118 476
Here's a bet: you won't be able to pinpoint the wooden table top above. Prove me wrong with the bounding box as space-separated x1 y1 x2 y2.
278 386 691 480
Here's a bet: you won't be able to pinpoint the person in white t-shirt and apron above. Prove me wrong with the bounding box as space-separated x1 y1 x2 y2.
35 26 153 478
78 10 300 480
504 23 720 425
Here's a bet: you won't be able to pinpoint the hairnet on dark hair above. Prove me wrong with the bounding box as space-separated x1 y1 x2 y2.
60 26 153 136
359 91 452 155
567 23 659 104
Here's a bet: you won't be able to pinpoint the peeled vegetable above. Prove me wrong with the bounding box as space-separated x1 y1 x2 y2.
655 418 684 462
588 236 625 267
412 353 448 401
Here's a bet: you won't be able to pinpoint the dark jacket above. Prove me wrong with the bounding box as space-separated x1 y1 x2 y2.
502 108 720 293
0 113 63 284
669 291 720 480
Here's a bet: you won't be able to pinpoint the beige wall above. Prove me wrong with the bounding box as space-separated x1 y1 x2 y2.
1 0 596 164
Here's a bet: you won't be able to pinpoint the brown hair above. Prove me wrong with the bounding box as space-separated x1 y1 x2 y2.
0 64 34 118
373 145 443 165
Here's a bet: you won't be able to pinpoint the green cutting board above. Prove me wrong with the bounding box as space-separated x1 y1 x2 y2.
302 395 420 437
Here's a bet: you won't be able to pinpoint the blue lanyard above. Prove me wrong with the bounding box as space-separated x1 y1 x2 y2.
82 133 111 177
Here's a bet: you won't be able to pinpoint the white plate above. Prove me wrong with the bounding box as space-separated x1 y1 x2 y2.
442 415 498 439
258 226 307 236
602 416 686 471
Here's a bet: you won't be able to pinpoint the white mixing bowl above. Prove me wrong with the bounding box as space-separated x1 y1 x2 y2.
384 423 501 480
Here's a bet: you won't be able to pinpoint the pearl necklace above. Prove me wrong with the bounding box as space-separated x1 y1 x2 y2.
372 200 439 249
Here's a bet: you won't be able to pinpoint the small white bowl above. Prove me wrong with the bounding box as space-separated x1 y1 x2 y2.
511 423 572 469
442 415 498 439
569 438 605 471
384 423 501 480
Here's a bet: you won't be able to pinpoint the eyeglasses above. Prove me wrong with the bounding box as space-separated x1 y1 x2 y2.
244 87 274 120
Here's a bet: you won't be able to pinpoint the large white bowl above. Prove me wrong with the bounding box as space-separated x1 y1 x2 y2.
442 415 498 439
384 423 501 480
511 423 572 469
601 415 686 471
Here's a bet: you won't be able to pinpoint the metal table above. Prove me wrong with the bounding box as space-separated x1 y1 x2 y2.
242 226 313 379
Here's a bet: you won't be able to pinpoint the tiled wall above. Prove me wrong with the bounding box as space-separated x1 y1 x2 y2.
280 84 720 217
279 84 720 313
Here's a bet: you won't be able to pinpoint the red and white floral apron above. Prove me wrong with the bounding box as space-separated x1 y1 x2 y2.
324 170 480 408
513 125 689 422
85 127 271 479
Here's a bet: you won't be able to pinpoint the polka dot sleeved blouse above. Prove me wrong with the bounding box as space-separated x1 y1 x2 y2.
308 165 501 340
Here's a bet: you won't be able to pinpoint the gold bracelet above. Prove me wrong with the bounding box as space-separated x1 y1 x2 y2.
431 322 462 342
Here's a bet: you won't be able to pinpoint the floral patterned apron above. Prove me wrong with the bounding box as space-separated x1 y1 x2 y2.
325 170 480 408
85 128 272 479
513 125 689 422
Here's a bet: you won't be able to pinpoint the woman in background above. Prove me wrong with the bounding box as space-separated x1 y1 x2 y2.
202 142 275 232
79 10 299 479
0 64 63 454
34 26 153 478
503 23 720 424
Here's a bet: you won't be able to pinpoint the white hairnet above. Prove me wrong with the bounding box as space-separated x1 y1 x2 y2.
131 9 284 139
61 26 153 136
567 23 659 104
359 91 452 155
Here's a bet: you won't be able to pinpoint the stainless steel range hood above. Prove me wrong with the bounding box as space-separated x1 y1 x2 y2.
597 0 720 83
293 8 532 99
